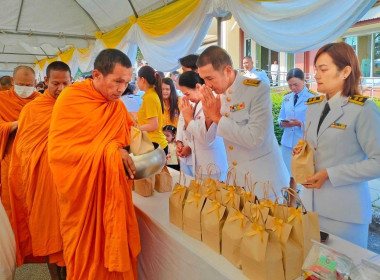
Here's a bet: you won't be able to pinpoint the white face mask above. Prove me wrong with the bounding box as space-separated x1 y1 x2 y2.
14 85 35 98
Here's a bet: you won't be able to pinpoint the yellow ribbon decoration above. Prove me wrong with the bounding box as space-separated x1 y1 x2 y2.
227 185 236 192
186 193 202 208
227 210 245 228
132 127 141 139
172 185 186 195
251 203 265 222
260 199 274 213
271 217 285 239
224 192 235 206
245 223 265 242
288 207 302 223
205 187 216 198
244 192 252 201
206 201 222 220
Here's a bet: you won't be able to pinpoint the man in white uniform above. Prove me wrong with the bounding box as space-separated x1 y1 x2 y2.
198 46 289 195
242 56 270 86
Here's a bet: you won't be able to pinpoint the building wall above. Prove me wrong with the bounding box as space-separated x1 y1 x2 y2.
223 17 241 69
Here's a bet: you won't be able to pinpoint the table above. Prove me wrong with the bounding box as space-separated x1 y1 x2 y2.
133 169 377 280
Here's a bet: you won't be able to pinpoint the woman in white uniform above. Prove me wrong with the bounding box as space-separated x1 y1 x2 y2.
301 42 380 247
178 71 228 181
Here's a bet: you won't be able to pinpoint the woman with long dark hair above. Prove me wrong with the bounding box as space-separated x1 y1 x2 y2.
137 66 168 153
162 78 180 128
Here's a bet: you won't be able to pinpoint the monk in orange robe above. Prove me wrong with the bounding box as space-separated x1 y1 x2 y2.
0 76 12 91
0 66 39 222
8 61 72 279
48 49 140 280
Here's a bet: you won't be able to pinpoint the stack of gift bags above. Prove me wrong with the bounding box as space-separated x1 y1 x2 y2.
169 166 320 280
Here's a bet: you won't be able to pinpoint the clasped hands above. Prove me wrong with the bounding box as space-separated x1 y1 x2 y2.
199 85 222 124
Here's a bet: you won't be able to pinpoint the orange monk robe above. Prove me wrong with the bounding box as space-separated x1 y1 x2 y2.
48 79 141 280
0 88 40 222
8 91 64 267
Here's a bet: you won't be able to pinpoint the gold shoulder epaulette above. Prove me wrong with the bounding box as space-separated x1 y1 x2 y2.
242 78 261 87
255 68 263 72
283 90 292 96
308 89 318 95
306 95 325 105
348 95 368 106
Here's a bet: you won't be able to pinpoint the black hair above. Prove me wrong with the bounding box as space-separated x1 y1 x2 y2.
138 65 164 113
46 61 71 78
197 46 233 71
94 49 132 76
162 78 179 122
179 54 199 71
163 125 177 135
286 68 304 81
122 83 136 96
178 71 205 89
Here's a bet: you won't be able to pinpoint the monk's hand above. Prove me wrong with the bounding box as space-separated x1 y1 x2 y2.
199 85 221 124
11 121 18 132
303 169 328 189
119 148 136 179
180 145 192 157
180 97 194 125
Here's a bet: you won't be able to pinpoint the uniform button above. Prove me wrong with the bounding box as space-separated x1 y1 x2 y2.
232 161 237 166
314 147 317 151
228 89 232 94
226 97 231 102
229 146 233 150
225 113 229 117
185 138 188 141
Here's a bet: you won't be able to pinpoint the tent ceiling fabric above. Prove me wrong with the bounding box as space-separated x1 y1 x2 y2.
0 0 377 76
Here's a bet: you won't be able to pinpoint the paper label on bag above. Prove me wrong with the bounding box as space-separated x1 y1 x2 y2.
317 256 337 272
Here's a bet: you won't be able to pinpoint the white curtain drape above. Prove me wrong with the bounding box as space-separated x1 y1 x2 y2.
33 0 376 75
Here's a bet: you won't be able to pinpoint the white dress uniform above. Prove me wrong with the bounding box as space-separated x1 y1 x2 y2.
216 73 289 197
303 93 380 247
176 113 193 176
243 68 270 86
183 102 228 181
277 87 317 172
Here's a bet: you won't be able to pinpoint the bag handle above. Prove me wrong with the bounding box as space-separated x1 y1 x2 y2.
281 187 307 214
206 163 221 181
178 167 187 187
194 165 203 184
225 167 237 188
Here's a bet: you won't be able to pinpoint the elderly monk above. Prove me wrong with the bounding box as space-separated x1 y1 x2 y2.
48 49 140 280
0 66 39 222
8 61 72 279
0 76 12 91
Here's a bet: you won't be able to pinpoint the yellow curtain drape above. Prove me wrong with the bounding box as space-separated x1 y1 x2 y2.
95 18 135 49
137 0 200 37
58 46 76 63
36 58 47 70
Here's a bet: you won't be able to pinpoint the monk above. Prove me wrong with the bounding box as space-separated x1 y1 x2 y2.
8 61 72 279
0 76 12 91
0 66 39 222
48 49 140 280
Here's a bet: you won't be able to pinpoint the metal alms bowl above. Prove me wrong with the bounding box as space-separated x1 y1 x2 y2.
130 147 166 180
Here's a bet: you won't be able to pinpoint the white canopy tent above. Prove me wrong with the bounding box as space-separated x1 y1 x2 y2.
0 0 376 78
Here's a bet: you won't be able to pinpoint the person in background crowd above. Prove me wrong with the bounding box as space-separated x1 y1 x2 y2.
179 54 199 73
242 55 270 86
9 61 72 279
163 125 180 171
0 76 12 91
36 81 46 93
270 60 279 86
0 66 40 222
300 42 380 248
178 71 228 181
162 78 180 128
48 49 140 279
137 66 168 154
278 68 317 192
121 82 141 113
198 46 289 194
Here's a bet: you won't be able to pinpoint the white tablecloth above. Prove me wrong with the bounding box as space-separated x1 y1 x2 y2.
133 169 377 280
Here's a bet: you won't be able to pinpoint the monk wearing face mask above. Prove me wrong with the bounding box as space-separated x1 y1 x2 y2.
0 66 39 222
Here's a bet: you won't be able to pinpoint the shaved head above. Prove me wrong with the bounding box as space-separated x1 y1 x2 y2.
13 65 36 87
0 76 12 90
